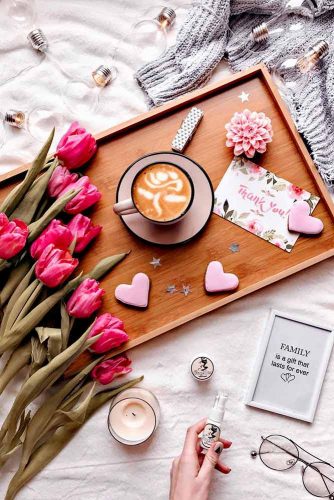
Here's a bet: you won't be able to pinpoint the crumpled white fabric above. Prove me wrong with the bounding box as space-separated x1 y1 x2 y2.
1 1 334 500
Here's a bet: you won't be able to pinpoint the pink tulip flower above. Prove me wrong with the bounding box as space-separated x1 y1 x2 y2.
91 355 132 385
35 243 79 288
67 214 102 253
30 219 73 260
47 165 78 198
58 176 101 215
0 213 29 260
56 121 97 170
66 278 105 318
88 313 128 353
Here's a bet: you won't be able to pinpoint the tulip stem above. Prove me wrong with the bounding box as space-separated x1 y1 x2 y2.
0 129 55 216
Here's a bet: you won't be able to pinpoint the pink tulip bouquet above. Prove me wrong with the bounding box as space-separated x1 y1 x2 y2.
0 125 141 500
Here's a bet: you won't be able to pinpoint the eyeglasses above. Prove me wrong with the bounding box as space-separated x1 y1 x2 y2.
251 434 334 498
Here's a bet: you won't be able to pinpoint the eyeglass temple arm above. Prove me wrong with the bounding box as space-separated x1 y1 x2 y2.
261 436 299 461
261 436 332 467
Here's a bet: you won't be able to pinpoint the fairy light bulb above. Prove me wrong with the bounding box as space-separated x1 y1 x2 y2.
62 79 100 116
272 40 329 97
130 7 176 67
3 107 63 142
26 107 64 141
0 0 47 86
251 0 315 45
26 23 99 115
5 0 48 52
92 63 118 87
4 110 26 129
27 28 48 52
7 0 93 116
229 0 316 58
6 0 36 29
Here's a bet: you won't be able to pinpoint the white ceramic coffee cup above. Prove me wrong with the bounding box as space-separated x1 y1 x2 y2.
113 162 194 225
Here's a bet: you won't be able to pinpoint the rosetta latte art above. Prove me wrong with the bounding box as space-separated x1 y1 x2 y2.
133 163 192 222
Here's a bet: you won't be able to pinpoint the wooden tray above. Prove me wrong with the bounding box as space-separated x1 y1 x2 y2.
2 64 334 365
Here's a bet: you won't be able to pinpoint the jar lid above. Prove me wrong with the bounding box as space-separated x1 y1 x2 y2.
191 355 214 381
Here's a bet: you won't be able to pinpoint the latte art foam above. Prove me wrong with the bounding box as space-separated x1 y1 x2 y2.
133 164 192 222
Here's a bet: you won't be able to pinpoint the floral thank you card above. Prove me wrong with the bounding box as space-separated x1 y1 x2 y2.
214 157 320 252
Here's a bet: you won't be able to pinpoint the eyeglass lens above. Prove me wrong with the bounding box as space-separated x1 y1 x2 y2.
259 435 299 471
302 461 334 498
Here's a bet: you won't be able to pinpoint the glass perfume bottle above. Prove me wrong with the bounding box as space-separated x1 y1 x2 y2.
271 39 329 97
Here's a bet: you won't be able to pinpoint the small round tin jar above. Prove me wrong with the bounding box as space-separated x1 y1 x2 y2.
191 355 214 381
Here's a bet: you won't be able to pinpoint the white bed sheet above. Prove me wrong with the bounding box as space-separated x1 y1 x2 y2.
1 1 334 499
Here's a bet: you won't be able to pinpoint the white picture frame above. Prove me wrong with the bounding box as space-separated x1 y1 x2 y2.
245 310 334 422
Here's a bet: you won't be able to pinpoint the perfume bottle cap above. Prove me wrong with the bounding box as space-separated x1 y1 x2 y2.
209 393 228 422
191 355 214 381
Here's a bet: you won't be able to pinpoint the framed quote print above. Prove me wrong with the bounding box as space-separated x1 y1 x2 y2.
245 310 334 422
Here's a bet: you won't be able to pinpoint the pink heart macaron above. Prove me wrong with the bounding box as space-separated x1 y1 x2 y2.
288 201 323 235
205 261 239 293
115 272 150 308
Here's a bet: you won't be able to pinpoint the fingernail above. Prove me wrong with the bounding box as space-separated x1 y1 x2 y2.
226 440 232 446
214 443 223 455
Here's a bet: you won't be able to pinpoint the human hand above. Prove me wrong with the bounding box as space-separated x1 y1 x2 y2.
169 418 232 500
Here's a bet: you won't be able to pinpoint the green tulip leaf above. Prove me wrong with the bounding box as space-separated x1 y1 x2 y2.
19 358 101 470
5 376 144 500
10 158 59 224
0 324 97 455
0 129 55 216
0 342 31 397
35 327 63 361
0 265 36 338
29 336 47 376
0 259 31 308
27 188 81 244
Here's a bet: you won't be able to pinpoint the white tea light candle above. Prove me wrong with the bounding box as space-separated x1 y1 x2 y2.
108 388 160 445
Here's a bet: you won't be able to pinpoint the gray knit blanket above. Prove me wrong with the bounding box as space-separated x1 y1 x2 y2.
136 0 334 186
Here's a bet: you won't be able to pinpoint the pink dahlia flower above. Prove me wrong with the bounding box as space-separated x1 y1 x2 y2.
226 109 273 158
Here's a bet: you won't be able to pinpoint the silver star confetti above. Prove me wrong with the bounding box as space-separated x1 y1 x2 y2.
181 284 192 296
150 257 161 269
238 91 249 103
166 284 177 294
229 243 240 253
